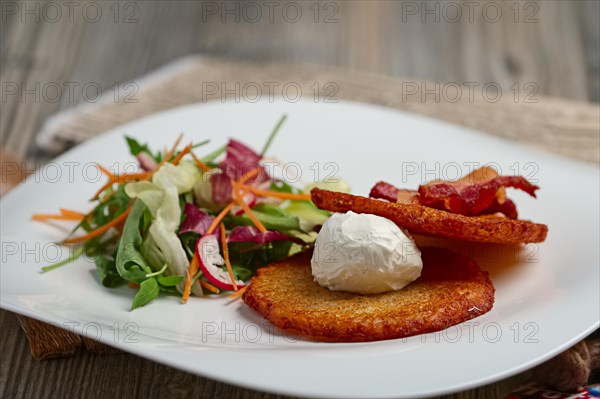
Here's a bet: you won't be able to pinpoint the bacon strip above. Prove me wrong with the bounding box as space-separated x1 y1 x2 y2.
370 167 539 219
370 182 419 204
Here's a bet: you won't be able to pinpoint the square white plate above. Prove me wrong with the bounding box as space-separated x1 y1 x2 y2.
1 100 598 398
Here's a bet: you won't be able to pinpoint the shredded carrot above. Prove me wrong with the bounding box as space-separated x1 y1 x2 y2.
205 202 236 235
91 135 197 201
220 223 237 290
237 167 261 184
92 179 114 200
199 279 220 294
242 185 311 201
203 168 267 236
115 171 152 183
164 133 183 162
171 143 193 165
182 255 199 304
32 213 84 222
128 282 140 288
232 183 267 233
96 163 115 178
63 206 131 244
92 169 152 200
90 164 119 199
59 208 85 218
32 207 86 221
228 285 247 299
190 152 211 173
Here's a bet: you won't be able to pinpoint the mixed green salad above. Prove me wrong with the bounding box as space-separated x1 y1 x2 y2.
33 116 348 309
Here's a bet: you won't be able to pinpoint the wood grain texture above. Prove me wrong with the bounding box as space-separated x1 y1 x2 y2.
1 0 599 158
0 309 530 399
17 316 81 359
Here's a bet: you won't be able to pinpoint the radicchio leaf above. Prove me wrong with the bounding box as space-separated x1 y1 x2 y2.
210 171 233 206
210 139 270 206
227 226 290 244
220 139 268 183
179 203 214 235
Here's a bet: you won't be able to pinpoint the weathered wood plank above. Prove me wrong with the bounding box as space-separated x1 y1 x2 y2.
1 1 598 159
0 308 528 399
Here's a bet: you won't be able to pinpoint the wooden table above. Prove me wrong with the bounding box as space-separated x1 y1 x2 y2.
2 0 599 159
1 2 599 398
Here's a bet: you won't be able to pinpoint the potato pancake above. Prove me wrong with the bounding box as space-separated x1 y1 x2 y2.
243 248 495 342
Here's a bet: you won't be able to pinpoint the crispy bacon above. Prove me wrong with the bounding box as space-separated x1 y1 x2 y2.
370 182 419 204
483 198 518 220
370 167 539 219
418 167 538 218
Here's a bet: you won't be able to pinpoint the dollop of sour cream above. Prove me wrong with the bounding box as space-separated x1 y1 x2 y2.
311 211 422 294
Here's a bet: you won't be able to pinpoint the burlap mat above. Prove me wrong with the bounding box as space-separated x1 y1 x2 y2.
37 55 599 163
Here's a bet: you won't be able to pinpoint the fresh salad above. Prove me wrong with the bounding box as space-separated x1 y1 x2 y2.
33 116 348 309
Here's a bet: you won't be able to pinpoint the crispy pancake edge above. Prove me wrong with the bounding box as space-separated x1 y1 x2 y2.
311 188 548 244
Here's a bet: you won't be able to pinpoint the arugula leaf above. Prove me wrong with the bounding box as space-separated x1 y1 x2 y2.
95 254 125 288
125 136 162 162
228 240 299 274
252 203 289 217
125 136 152 156
116 199 153 283
179 231 200 259
131 277 160 310
232 265 252 281
261 240 296 264
87 185 131 230
227 209 300 232
157 275 184 287
41 245 84 272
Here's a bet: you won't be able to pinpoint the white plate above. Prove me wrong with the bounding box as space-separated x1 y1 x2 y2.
1 100 598 398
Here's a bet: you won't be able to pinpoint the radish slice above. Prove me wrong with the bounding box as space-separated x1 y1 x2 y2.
137 152 158 171
196 234 245 291
232 191 257 216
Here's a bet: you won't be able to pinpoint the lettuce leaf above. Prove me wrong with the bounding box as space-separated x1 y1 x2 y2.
153 161 200 194
124 163 203 296
284 200 331 232
115 199 153 283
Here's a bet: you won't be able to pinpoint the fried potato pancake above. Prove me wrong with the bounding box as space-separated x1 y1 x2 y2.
311 188 547 244
243 248 495 342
